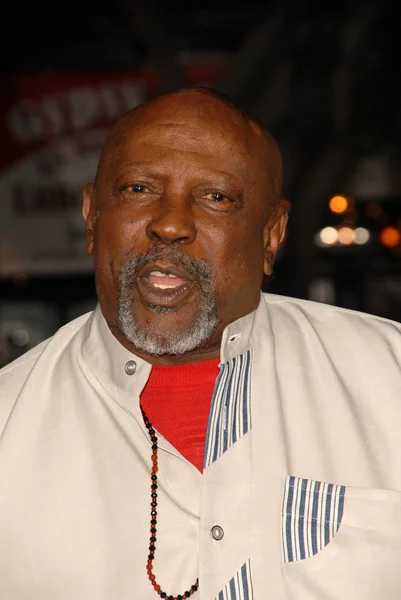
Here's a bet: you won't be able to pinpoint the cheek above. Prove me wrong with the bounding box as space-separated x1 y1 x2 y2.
93 218 132 294
203 228 264 299
95 212 146 265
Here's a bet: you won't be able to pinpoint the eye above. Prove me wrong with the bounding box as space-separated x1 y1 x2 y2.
120 181 157 202
199 189 237 212
204 191 227 202
130 183 147 193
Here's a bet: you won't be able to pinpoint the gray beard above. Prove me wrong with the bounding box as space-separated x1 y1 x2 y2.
117 246 219 356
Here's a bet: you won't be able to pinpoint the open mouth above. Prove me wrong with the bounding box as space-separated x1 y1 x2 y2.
147 270 188 289
136 263 195 306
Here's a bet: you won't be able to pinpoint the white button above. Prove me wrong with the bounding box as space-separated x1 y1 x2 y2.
211 525 224 541
124 360 137 375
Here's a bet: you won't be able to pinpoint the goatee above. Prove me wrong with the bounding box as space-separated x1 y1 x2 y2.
117 246 219 356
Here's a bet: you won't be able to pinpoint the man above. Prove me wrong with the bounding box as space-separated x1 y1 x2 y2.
0 88 401 600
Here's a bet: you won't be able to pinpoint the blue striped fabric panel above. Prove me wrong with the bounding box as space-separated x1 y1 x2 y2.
282 475 346 563
204 350 252 469
216 559 254 600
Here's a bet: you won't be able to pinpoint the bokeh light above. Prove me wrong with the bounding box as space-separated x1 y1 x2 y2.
318 226 338 246
366 202 382 219
354 227 370 245
337 227 354 245
329 195 348 214
379 226 400 248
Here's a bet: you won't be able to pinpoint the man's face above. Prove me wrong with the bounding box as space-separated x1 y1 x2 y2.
83 93 287 364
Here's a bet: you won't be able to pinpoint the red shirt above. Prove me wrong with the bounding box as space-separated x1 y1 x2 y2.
140 358 220 472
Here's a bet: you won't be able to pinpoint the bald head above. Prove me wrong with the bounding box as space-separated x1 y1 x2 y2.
95 87 282 211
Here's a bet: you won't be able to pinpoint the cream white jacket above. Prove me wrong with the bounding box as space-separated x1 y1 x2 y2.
1 293 401 600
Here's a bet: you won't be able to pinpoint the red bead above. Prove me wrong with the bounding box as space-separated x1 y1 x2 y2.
152 465 159 473
154 584 161 592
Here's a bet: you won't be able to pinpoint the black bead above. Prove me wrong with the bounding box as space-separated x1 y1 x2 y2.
151 519 157 525
151 501 157 508
168 596 174 600
191 584 198 590
151 510 157 516
150 536 156 542
177 596 183 600
151 483 158 489
148 554 154 560
149 545 155 551
184 593 190 598
150 527 156 534
160 593 166 598
152 444 157 450
151 474 157 481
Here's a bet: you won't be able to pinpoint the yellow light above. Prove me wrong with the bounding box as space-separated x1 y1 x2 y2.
337 227 354 245
319 227 338 246
329 195 348 214
380 227 400 248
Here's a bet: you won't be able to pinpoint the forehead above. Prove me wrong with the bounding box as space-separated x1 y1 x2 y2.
100 94 270 180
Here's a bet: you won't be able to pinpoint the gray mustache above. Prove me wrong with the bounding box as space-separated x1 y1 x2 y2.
120 246 212 283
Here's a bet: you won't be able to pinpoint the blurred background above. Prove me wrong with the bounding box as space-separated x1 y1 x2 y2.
1 0 401 366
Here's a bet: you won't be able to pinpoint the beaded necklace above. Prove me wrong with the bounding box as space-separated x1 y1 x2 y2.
141 407 199 599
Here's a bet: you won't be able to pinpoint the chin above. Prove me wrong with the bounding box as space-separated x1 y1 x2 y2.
120 308 219 357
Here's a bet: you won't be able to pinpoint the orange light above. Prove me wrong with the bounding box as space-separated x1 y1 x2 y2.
379 227 400 248
329 195 348 214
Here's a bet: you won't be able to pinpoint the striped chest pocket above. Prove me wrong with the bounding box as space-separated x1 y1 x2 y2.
282 475 345 563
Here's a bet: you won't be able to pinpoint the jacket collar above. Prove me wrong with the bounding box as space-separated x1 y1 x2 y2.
81 296 267 412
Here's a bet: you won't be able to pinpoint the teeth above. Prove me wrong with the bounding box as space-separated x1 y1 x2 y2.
149 271 178 278
153 283 179 289
149 271 166 278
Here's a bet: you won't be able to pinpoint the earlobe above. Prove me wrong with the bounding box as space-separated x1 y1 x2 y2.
82 183 97 256
263 204 289 276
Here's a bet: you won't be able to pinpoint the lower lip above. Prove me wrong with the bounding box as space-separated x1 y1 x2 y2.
136 277 194 306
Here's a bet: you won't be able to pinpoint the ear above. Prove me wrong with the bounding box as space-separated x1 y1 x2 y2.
82 183 97 256
262 201 289 276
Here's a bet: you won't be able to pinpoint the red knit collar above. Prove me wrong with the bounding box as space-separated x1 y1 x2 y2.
144 357 220 388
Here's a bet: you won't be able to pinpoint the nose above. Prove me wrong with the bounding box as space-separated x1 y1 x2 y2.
146 194 197 245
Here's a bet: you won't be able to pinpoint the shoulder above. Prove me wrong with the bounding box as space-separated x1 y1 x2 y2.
261 292 401 344
0 311 94 433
